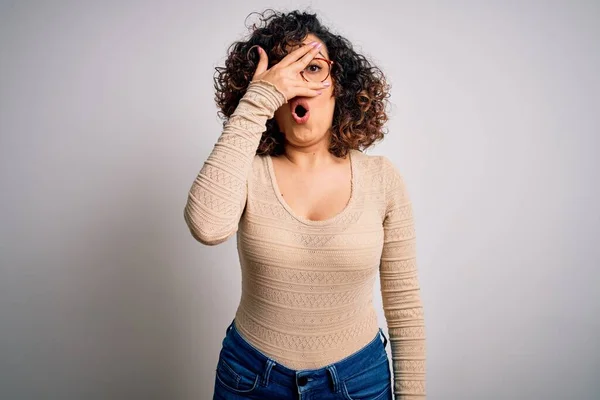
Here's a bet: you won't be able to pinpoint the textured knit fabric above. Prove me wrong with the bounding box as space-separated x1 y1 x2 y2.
184 80 426 399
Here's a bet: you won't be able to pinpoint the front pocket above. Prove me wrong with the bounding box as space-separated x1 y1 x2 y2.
215 356 259 394
341 356 392 400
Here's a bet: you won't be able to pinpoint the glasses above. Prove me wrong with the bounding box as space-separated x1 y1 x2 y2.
300 57 334 83
248 45 334 83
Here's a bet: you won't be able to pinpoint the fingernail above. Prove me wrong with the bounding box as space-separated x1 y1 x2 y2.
317 90 323 95
311 41 319 47
323 82 331 87
316 43 323 49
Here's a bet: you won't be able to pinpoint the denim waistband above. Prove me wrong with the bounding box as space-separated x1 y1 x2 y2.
221 319 389 394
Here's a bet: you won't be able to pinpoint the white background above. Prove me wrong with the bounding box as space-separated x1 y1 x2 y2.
1 1 598 399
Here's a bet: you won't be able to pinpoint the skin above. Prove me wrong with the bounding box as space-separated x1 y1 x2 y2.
272 33 337 167
252 33 352 221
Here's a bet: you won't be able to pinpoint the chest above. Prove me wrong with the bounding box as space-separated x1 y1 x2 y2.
271 157 352 222
238 152 387 267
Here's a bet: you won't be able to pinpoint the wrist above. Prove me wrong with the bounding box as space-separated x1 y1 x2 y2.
248 79 287 105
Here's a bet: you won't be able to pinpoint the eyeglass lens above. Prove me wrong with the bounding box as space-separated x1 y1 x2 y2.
302 58 331 82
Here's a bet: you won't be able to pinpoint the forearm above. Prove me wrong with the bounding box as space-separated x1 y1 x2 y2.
184 80 286 245
380 155 427 399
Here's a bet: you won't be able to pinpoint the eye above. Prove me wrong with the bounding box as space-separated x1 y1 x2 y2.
306 63 322 73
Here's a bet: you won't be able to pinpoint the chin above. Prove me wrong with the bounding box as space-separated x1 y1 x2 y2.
289 128 328 142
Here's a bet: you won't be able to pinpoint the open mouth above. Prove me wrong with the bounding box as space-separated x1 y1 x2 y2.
290 98 310 124
296 105 307 117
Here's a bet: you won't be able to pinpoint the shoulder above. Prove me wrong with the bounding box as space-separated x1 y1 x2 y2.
247 153 271 185
377 154 398 174
350 150 401 188
376 155 405 189
376 155 412 212
251 153 267 175
351 149 385 173
356 153 404 189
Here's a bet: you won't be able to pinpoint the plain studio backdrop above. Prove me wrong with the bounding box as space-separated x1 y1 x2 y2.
1 1 598 399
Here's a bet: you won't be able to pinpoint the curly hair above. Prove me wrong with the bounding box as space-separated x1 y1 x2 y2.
214 9 390 158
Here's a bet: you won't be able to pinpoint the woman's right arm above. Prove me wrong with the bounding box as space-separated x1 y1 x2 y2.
184 41 327 245
183 80 286 245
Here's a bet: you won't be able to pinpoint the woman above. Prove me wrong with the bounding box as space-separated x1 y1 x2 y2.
184 10 426 400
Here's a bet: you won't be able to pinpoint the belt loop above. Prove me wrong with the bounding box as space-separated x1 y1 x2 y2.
326 365 341 393
261 359 276 387
379 328 388 348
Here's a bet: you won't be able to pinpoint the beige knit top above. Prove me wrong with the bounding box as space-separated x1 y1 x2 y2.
184 80 426 399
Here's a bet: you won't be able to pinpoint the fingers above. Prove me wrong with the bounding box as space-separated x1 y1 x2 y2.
295 42 323 70
278 41 320 68
290 87 324 98
288 79 330 98
252 46 269 79
302 80 330 91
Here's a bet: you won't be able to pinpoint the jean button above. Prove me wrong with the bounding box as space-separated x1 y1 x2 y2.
298 376 308 386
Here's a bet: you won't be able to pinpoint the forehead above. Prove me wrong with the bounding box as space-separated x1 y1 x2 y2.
285 33 329 59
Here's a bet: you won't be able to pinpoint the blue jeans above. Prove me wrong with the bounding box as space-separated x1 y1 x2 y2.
213 319 392 400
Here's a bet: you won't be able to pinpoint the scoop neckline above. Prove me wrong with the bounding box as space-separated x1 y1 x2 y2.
265 149 357 226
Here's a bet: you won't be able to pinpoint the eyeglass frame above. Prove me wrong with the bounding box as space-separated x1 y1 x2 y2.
246 45 335 83
300 57 334 83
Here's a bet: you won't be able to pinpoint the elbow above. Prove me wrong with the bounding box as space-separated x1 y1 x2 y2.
189 227 234 246
183 206 237 246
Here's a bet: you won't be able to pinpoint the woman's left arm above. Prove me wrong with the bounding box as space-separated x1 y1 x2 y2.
379 156 427 400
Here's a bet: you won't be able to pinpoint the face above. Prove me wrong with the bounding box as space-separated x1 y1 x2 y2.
273 33 335 149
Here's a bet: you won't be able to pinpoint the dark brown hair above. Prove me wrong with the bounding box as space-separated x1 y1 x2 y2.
214 9 391 158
